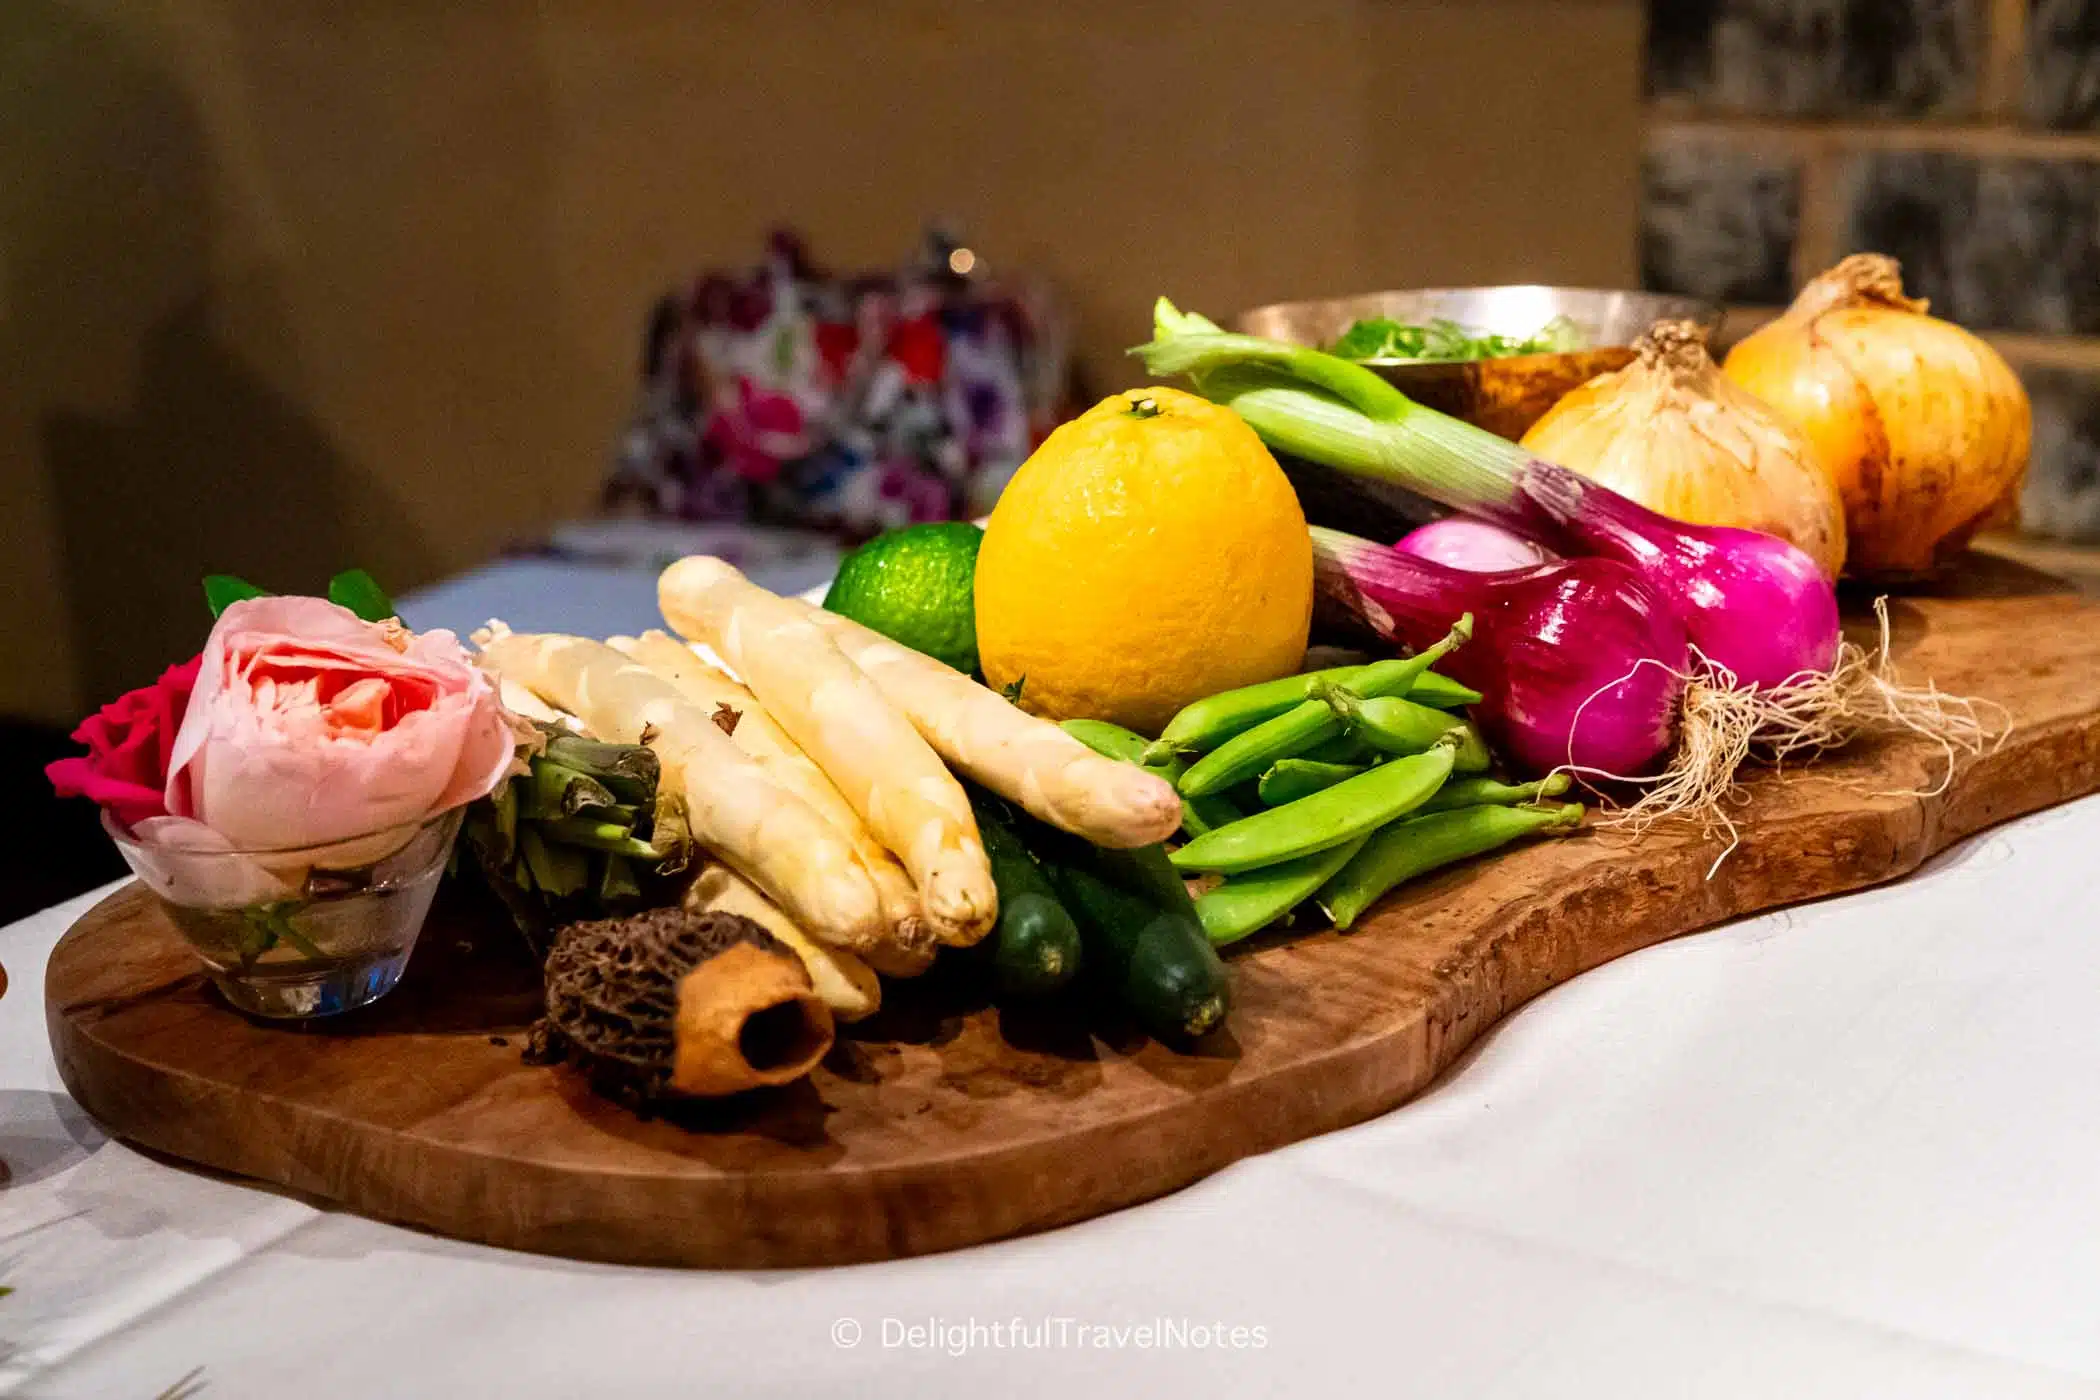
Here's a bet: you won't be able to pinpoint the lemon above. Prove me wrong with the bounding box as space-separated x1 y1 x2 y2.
823 522 984 673
975 386 1312 735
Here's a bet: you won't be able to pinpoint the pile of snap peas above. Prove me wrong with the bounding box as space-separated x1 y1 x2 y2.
1068 616 1585 947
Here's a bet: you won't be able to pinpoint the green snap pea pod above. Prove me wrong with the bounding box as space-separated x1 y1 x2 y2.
1417 772 1572 815
1312 681 1492 773
1222 781 1267 822
1061 719 1244 836
1060 718 1151 765
1320 801 1585 930
1300 732 1378 766
1408 671 1486 711
1171 741 1457 874
1444 721 1492 774
1149 654 1480 761
1178 794 1245 837
968 787 1083 996
1194 836 1368 946
1257 758 1365 807
1178 617 1473 798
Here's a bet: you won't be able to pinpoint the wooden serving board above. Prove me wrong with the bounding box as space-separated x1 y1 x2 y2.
48 558 2100 1268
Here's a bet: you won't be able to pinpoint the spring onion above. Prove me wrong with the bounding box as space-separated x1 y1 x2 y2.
1394 517 1555 572
1314 525 1687 778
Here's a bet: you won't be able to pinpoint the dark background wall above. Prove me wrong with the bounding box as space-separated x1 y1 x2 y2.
1638 0 2100 543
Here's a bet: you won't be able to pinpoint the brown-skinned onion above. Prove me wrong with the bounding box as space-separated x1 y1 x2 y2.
1723 254 2031 581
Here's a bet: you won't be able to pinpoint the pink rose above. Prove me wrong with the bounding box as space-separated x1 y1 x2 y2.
46 656 203 827
160 596 515 851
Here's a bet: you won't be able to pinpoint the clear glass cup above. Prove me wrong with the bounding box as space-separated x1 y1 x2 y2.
105 807 465 1019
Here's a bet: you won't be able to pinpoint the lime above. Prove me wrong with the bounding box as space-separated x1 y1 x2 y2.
823 522 984 674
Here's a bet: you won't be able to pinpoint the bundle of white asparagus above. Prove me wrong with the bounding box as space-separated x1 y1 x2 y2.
474 557 1180 1036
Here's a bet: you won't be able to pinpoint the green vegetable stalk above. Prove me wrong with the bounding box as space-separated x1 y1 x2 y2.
1135 299 1539 528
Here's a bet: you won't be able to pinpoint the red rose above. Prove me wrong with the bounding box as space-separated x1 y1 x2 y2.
46 656 202 828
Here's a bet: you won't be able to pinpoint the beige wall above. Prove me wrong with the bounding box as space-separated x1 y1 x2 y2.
0 0 1641 724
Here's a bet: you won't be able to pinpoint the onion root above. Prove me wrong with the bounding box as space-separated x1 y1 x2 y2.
1562 598 2008 873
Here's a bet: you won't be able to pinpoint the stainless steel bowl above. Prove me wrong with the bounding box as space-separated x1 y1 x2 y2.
1236 286 1723 441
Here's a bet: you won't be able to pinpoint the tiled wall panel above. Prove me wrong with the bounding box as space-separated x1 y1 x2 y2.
1641 139 1801 302
1646 0 2100 539
1839 152 2100 334
1647 0 1985 116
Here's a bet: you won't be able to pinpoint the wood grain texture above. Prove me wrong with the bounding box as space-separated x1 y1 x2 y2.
47 560 2100 1268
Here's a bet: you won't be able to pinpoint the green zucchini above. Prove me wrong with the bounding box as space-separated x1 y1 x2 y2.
1028 823 1231 1042
968 788 1082 997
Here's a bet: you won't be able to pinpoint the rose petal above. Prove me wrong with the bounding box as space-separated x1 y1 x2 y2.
46 757 167 828
49 655 199 824
124 816 297 908
323 676 391 736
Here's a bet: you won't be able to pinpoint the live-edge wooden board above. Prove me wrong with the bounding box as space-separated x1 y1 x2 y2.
47 558 2100 1268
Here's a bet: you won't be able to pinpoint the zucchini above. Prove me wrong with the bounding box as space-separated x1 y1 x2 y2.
967 787 1082 997
1027 822 1231 1042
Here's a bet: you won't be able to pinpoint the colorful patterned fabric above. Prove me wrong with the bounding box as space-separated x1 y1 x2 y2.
608 229 1070 538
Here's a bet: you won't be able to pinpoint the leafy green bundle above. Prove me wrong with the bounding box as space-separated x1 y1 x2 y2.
1327 314 1585 363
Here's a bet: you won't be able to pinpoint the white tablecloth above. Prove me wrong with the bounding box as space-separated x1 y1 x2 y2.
389 546 842 644
7 788 2100 1397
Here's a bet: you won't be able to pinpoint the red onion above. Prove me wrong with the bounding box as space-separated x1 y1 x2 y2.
1394 517 1556 573
1314 526 1687 777
1518 464 1841 690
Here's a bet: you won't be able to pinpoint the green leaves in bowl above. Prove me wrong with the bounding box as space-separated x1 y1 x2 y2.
1327 314 1586 363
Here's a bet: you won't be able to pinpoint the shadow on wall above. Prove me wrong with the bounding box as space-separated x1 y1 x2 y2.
0 0 438 706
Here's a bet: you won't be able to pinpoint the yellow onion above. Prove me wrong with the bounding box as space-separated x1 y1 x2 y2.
1521 319 1847 579
1723 254 2031 580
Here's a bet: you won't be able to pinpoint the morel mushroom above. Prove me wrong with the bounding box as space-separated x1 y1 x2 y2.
531 907 834 1103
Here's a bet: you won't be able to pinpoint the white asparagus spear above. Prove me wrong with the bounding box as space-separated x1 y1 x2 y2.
612 630 934 976
476 629 888 955
683 860 881 1021
790 602 1183 849
493 674 575 728
659 557 998 946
